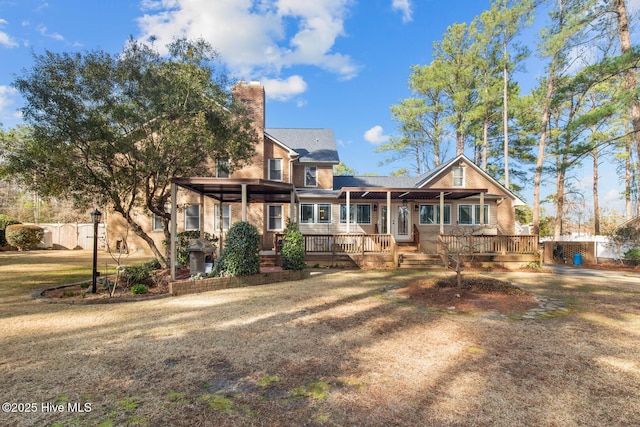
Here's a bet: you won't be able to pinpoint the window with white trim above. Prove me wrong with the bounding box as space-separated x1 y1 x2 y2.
214 204 231 230
268 158 282 181
300 204 315 223
268 205 283 231
452 166 464 187
419 204 451 225
184 204 200 230
340 204 371 224
215 159 230 178
305 166 317 187
152 213 164 231
457 204 489 225
300 203 332 224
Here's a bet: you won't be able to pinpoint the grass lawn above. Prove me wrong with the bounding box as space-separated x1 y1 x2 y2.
1 251 639 426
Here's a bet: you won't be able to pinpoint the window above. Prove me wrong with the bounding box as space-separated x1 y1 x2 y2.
452 166 464 187
300 203 332 224
318 204 331 223
419 204 451 225
305 166 317 187
458 204 489 225
268 158 282 181
215 159 230 178
184 204 200 230
340 204 371 224
214 204 230 230
152 213 164 231
268 205 283 230
300 204 315 223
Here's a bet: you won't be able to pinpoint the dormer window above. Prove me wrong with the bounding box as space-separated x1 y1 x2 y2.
305 166 317 187
452 166 464 187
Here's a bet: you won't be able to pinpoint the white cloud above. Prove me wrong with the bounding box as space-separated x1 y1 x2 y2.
262 75 308 101
0 85 18 117
392 0 413 23
136 0 359 81
37 25 63 41
364 125 390 144
0 19 18 48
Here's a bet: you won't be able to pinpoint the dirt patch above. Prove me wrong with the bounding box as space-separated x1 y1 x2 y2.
394 275 539 315
41 281 171 302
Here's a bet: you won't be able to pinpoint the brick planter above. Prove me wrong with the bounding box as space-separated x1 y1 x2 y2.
169 269 306 296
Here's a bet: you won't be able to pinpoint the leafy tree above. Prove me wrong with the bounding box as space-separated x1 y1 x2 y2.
1 38 257 266
333 162 358 176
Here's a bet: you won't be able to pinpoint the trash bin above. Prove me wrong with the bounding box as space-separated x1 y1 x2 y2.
188 239 217 275
573 253 582 265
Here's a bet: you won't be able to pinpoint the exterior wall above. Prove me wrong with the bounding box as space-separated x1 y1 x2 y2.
230 82 265 180
292 164 334 189
263 138 293 183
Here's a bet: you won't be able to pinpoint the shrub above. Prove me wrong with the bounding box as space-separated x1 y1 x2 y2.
281 221 305 270
120 264 155 287
5 224 44 250
163 230 217 267
0 214 20 246
623 248 640 260
211 221 260 277
131 284 149 294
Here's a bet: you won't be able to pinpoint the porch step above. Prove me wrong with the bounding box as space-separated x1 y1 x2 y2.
260 254 278 268
398 253 444 269
396 243 419 253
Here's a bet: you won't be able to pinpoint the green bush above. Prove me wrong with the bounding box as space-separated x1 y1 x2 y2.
211 221 260 277
131 284 149 294
623 248 640 260
163 230 217 267
120 264 155 287
281 221 305 270
0 214 20 246
5 224 44 250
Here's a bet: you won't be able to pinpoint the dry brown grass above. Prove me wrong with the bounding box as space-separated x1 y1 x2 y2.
1 253 640 426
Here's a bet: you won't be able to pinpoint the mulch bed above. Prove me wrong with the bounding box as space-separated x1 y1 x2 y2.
396 275 539 315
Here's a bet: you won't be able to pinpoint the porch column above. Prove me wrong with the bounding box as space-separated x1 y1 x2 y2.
290 190 295 222
346 191 351 233
241 184 247 222
479 192 485 225
170 182 178 281
439 191 445 235
200 192 205 238
386 191 391 234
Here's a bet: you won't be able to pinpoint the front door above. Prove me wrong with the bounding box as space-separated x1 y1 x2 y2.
381 204 412 242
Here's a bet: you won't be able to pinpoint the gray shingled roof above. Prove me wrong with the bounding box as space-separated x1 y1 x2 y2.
265 128 339 163
333 175 419 190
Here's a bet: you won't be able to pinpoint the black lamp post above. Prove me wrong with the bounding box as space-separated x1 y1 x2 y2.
90 209 102 293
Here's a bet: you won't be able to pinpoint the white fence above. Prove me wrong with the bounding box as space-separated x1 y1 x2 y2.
540 235 626 261
31 223 107 250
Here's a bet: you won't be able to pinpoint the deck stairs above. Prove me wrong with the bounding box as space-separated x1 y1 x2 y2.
396 243 445 270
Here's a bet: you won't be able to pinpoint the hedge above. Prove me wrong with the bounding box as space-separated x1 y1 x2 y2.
5 224 45 250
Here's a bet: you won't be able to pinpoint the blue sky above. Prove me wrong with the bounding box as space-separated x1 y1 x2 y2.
0 0 637 214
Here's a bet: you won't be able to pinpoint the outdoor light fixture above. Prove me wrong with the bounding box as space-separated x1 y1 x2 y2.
414 204 419 212
91 209 102 293
373 204 378 212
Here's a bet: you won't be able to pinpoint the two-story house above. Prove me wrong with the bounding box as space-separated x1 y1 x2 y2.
108 81 528 273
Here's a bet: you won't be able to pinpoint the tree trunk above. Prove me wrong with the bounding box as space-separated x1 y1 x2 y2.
615 0 640 197
626 138 632 219
116 207 168 267
503 33 510 189
532 70 555 235
593 148 600 234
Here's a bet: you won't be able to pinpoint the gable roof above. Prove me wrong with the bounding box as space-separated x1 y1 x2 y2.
265 128 340 163
415 154 525 205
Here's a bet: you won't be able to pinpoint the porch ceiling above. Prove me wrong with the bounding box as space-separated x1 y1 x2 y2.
172 178 298 203
335 187 489 201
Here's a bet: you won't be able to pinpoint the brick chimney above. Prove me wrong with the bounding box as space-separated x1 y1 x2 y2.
232 80 265 130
